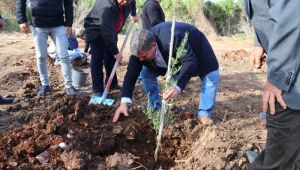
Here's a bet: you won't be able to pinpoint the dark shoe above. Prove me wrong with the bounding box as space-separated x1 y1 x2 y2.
0 96 14 105
37 85 51 96
65 86 80 95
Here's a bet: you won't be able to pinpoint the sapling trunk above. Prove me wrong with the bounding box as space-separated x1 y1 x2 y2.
154 17 176 161
153 19 189 161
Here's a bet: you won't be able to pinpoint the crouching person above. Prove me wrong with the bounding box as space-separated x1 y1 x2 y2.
16 0 80 96
48 35 88 66
113 22 220 125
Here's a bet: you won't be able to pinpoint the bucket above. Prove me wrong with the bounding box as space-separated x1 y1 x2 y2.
71 66 89 87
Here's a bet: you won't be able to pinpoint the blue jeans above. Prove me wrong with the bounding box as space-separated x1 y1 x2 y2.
198 69 220 118
141 66 220 117
31 26 73 88
140 67 161 110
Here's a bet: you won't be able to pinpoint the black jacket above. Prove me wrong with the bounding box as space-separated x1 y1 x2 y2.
141 0 165 29
121 22 219 99
84 0 136 55
16 0 73 27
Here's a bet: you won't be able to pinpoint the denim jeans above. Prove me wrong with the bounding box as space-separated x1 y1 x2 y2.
140 66 161 110
141 66 220 115
198 69 220 118
31 26 73 88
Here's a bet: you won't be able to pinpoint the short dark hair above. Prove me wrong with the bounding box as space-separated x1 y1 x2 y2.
130 29 155 56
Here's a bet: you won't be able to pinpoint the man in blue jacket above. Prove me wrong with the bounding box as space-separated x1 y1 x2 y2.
16 0 79 96
84 0 138 96
113 22 220 125
244 0 300 169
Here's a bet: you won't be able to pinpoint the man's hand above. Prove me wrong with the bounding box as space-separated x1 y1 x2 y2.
113 103 129 123
130 15 139 23
66 27 72 36
19 23 29 34
114 52 123 63
250 46 266 69
263 81 287 115
163 87 179 101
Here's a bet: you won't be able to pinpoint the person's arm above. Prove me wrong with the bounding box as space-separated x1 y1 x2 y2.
16 0 29 34
101 7 119 56
267 0 300 92
64 0 73 27
146 1 165 27
163 35 198 101
173 35 198 90
113 56 143 123
121 56 143 100
16 0 27 25
130 0 137 17
250 33 265 69
63 0 73 36
130 0 139 23
262 0 300 114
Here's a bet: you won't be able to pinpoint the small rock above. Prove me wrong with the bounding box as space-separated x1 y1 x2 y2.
36 151 50 164
224 161 235 170
58 142 67 149
67 134 73 139
112 126 123 135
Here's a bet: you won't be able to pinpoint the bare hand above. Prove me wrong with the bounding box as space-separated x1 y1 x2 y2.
263 81 287 115
66 27 72 36
130 15 139 23
112 103 129 123
114 52 123 63
19 23 29 34
250 47 266 69
163 87 179 101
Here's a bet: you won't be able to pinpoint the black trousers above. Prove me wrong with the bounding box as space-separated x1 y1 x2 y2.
90 36 118 93
250 103 300 170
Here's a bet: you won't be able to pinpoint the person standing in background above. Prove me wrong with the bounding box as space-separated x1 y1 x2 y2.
141 0 165 30
16 0 80 96
244 0 300 169
84 0 138 97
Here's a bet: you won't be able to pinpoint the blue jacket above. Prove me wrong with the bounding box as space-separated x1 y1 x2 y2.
245 0 300 110
16 0 73 27
121 22 219 99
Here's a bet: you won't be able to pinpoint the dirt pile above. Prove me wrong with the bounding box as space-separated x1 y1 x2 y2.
0 95 163 169
222 49 250 62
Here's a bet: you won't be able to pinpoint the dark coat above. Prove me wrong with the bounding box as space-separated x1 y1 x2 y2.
245 0 300 110
141 0 165 29
84 0 136 55
122 22 219 99
16 0 73 27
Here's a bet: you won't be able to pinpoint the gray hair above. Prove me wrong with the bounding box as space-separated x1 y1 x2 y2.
130 29 156 56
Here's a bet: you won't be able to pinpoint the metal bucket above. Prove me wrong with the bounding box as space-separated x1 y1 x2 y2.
71 66 89 87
